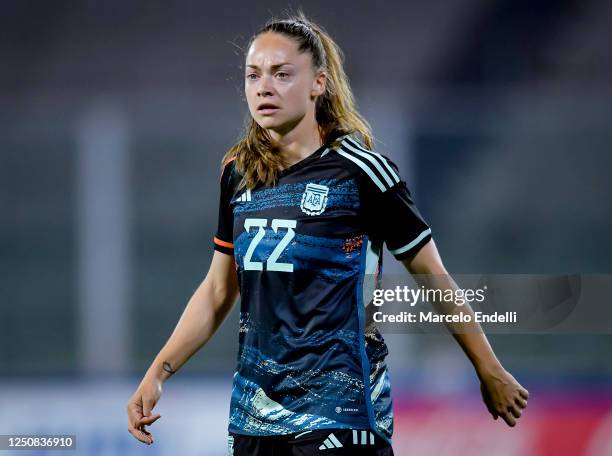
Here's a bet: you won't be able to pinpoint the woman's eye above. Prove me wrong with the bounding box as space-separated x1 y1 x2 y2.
276 72 289 78
246 74 258 80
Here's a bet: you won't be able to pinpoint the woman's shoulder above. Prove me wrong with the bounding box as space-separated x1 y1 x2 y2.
218 155 242 188
327 134 401 193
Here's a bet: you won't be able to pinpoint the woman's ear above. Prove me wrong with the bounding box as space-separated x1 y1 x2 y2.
312 71 327 98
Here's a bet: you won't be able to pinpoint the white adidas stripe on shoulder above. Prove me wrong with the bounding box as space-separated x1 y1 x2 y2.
344 137 400 185
341 141 396 187
336 148 387 192
334 136 400 192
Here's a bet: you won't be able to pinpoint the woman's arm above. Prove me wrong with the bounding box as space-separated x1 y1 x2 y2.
127 251 239 444
402 239 529 427
144 250 239 382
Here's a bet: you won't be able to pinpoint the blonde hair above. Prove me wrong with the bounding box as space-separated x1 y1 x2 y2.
222 10 374 189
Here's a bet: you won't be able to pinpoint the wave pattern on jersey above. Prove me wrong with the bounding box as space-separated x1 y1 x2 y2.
229 343 368 435
232 178 359 214
369 362 393 439
365 324 394 440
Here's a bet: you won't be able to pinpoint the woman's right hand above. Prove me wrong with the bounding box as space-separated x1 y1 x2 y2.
127 376 163 445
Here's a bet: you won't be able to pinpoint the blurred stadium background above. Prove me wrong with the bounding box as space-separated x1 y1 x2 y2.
1 1 611 454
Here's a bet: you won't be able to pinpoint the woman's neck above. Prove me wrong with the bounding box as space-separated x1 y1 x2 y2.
269 120 322 168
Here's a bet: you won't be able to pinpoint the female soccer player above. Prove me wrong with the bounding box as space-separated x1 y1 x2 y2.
127 12 529 455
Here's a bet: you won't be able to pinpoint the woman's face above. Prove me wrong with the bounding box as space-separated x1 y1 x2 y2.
245 32 325 135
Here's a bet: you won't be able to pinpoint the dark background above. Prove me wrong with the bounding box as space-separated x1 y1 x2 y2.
1 1 611 454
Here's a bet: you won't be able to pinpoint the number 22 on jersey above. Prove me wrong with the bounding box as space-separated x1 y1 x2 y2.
243 218 296 272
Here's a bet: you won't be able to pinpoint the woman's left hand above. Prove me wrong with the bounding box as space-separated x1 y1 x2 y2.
479 366 529 427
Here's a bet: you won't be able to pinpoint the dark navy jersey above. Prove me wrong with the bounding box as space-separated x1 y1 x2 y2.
213 133 432 444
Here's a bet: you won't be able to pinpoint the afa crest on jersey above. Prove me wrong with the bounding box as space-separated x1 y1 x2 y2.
300 183 329 216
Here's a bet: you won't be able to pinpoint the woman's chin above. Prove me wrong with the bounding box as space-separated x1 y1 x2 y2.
257 120 292 135
257 117 303 136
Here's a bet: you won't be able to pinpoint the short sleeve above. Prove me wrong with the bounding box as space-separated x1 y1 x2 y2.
361 154 432 261
213 161 235 255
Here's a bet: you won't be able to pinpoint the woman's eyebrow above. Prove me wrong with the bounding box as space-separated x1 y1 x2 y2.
246 63 294 71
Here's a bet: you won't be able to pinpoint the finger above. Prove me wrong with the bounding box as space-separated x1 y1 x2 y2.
507 404 522 419
484 403 498 420
515 397 528 408
519 388 529 400
137 413 161 427
128 425 153 445
127 401 144 422
128 413 144 431
139 426 154 443
500 411 517 427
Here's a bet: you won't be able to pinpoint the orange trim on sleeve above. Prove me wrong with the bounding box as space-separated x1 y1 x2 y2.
214 236 234 248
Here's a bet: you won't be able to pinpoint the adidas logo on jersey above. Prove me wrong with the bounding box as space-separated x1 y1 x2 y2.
236 189 251 202
352 430 375 445
227 435 234 455
318 432 343 450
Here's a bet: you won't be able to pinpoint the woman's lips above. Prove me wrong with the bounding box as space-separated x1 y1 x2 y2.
258 107 280 115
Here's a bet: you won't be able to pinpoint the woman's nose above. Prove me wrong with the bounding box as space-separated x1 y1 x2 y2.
257 75 274 96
